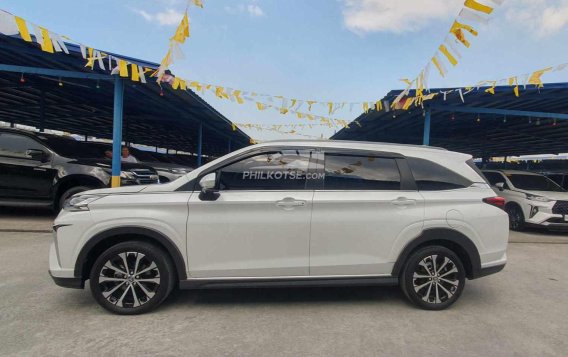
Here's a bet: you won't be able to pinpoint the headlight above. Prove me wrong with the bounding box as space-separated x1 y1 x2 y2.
63 195 101 211
120 171 136 179
169 168 189 174
526 194 551 202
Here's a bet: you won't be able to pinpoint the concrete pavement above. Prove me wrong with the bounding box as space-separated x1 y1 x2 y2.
0 231 567 356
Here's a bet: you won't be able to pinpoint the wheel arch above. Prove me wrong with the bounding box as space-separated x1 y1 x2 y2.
74 226 187 283
54 175 105 201
392 228 482 280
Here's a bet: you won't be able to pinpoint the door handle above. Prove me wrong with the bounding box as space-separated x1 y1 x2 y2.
276 198 306 210
390 197 416 206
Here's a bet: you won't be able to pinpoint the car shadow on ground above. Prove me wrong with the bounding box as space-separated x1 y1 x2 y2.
163 285 405 308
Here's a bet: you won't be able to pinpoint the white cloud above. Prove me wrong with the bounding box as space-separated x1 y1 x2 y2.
133 8 184 26
247 4 265 17
341 0 461 34
506 0 568 38
225 2 265 17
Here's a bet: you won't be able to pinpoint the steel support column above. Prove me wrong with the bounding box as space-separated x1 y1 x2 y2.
39 89 45 132
197 121 203 167
228 138 232 153
111 77 124 188
423 108 431 146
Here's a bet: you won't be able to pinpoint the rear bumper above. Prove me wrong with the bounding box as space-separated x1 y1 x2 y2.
49 271 84 289
474 263 506 279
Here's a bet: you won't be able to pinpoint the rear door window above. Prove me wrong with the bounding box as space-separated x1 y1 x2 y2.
323 154 401 190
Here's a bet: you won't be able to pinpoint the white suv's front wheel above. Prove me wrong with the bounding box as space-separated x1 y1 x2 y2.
89 241 175 315
400 246 466 310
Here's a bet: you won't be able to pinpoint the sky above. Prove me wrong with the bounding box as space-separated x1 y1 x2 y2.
3 0 568 141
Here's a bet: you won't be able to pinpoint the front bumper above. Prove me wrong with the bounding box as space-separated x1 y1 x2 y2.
524 200 568 229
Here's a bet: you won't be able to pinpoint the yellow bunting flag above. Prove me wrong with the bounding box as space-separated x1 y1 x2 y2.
215 86 229 99
130 64 140 82
328 102 333 115
85 47 95 69
431 56 446 77
485 87 495 95
296 113 304 119
180 79 187 90
193 0 203 8
171 13 190 43
233 90 244 104
450 21 478 48
231 123 237 131
513 86 519 97
39 27 54 53
14 16 32 42
307 101 316 111
528 67 553 88
118 60 128 77
280 108 289 115
363 102 369 113
375 101 382 111
172 77 180 90
256 102 266 111
464 0 493 15
439 44 458 66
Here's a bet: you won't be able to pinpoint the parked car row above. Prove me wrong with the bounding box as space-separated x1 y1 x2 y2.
0 128 193 211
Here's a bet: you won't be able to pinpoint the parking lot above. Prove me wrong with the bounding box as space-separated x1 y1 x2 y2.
0 210 566 357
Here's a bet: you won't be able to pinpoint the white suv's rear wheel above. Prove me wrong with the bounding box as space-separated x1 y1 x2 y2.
89 241 175 315
400 246 466 310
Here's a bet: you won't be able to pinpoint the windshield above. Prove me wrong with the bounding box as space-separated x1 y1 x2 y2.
508 174 566 192
39 136 105 159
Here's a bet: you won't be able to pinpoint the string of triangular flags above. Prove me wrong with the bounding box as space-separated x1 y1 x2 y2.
390 62 568 112
232 123 323 139
393 0 506 108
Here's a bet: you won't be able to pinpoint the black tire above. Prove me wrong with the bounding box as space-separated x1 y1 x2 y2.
400 246 466 310
506 204 525 231
57 186 95 212
89 241 175 315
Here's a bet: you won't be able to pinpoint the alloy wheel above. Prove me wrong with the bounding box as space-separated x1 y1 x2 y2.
97 252 161 308
412 254 460 304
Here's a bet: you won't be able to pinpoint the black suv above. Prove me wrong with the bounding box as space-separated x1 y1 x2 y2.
0 128 159 211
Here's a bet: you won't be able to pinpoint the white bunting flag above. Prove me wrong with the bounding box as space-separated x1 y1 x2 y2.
459 8 489 24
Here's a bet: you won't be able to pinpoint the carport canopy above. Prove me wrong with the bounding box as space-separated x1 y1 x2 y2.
332 83 568 159
0 34 250 184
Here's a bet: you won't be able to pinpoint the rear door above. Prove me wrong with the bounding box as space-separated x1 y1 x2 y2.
0 132 56 199
309 150 424 276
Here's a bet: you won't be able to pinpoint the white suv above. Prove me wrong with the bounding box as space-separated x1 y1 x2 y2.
50 140 508 314
482 169 568 231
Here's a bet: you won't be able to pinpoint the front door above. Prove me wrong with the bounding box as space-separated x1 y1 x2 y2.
310 152 424 276
186 149 316 278
0 132 55 199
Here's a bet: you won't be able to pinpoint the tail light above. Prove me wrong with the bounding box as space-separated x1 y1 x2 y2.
483 196 505 209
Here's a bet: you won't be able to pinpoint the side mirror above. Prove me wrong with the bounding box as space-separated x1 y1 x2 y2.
495 182 505 191
26 149 49 162
198 173 220 201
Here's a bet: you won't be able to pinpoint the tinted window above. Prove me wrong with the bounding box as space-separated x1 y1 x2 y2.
38 136 103 158
407 157 471 191
323 154 400 190
483 172 506 186
218 150 313 190
0 133 45 159
508 174 565 192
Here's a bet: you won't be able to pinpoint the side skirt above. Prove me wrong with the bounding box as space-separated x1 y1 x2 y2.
179 275 398 290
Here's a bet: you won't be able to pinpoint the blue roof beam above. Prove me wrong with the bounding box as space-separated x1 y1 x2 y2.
429 104 568 121
0 64 112 81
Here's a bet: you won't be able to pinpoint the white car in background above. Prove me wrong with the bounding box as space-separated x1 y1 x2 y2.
482 170 568 231
49 140 509 314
